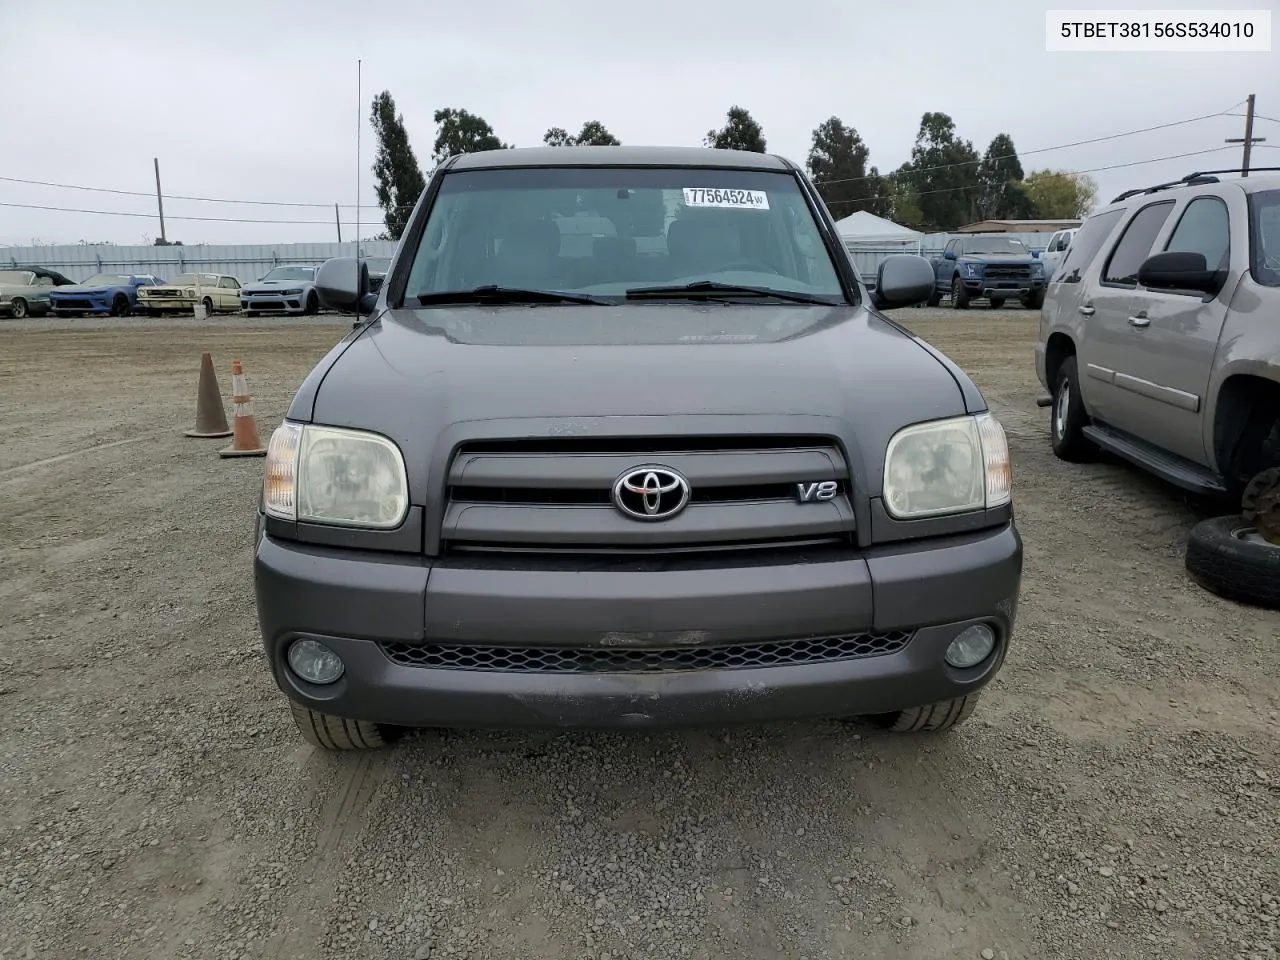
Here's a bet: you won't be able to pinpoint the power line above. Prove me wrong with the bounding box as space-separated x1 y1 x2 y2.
2 146 1243 227
0 105 1245 210
0 200 335 225
1227 111 1280 125
814 104 1245 188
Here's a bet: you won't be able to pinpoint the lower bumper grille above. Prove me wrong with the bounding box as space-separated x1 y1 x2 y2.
379 631 912 674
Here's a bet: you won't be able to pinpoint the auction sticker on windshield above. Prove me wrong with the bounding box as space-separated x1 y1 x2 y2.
683 188 770 210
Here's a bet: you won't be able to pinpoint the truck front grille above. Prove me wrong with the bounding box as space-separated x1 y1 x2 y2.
380 631 911 673
984 265 1031 279
440 436 856 554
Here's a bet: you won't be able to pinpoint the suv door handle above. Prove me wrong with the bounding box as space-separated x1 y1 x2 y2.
1128 312 1150 328
1078 304 1095 316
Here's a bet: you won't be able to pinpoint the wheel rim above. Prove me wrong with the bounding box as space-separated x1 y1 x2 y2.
1231 526 1279 548
12 299 26 318
1054 379 1070 439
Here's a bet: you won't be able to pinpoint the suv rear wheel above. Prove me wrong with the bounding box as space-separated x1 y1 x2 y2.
1051 356 1096 462
290 702 402 750
869 694 981 732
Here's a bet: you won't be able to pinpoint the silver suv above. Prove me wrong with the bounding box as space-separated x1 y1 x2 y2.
1035 168 1280 609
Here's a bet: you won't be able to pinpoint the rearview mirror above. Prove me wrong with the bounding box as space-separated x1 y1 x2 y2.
943 250 957 261
1137 251 1222 295
875 254 935 309
315 257 377 314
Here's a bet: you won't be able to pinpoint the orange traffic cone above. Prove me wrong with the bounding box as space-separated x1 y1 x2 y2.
184 352 233 439
218 360 268 458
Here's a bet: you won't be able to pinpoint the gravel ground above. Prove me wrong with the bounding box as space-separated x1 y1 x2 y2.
1 308 1277 960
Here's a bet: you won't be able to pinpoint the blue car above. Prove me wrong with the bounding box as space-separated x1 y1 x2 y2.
49 273 165 317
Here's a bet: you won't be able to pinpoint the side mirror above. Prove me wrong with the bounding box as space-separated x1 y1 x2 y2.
942 250 957 261
315 257 377 314
875 254 935 309
1137 251 1221 294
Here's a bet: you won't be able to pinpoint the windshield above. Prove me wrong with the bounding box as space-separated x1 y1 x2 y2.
169 273 219 285
260 266 316 283
78 274 133 286
961 237 1030 255
402 166 847 303
0 271 34 284
1250 189 1280 287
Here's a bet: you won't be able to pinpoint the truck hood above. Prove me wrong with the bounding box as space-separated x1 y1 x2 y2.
961 254 1037 265
305 303 977 501
246 280 311 291
51 285 113 295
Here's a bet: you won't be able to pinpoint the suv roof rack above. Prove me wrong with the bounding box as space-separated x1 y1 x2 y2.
1110 167 1280 203
1110 174 1220 203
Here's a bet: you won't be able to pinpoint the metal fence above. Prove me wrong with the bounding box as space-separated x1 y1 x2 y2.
0 231 1061 288
0 241 398 286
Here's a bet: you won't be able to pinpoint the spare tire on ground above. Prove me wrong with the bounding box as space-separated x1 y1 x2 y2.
1185 515 1280 609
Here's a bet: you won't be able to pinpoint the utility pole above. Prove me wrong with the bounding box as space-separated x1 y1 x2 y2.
153 158 167 243
1225 94 1265 176
335 203 342 242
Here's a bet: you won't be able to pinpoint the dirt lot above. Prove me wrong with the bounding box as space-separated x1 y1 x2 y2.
2 309 1277 960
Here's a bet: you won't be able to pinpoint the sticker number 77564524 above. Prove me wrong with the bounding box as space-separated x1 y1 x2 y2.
682 188 770 210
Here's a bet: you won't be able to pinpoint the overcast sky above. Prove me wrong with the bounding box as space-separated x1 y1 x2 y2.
1 0 1277 247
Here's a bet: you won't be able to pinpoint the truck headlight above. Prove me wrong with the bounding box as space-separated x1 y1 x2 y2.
883 413 1011 519
263 421 409 528
1031 262 1045 276
964 263 981 278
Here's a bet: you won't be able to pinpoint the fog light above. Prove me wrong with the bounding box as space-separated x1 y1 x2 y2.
288 638 344 684
944 624 996 669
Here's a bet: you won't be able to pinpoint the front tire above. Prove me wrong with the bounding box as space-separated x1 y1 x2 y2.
304 291 319 315
9 297 28 319
870 694 981 732
110 294 130 317
1050 356 1096 462
201 296 214 317
289 701 402 751
951 276 970 309
1023 288 1046 310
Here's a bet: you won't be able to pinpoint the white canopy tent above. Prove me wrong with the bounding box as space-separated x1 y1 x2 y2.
834 210 924 252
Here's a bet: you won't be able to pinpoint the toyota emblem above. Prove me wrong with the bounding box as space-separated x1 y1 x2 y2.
612 465 691 521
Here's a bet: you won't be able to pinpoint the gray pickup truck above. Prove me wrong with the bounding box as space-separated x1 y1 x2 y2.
254 145 1023 750
1036 169 1280 609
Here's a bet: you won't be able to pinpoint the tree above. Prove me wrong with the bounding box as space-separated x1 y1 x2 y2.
704 106 766 153
370 91 427 240
887 165 924 229
431 108 509 164
902 112 981 231
806 116 882 219
976 133 1035 220
543 120 621 147
1021 170 1099 218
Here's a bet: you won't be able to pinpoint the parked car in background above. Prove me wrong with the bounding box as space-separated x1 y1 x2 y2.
1039 228 1078 281
240 265 320 316
0 269 57 318
364 257 392 293
48 273 163 317
255 145 1022 750
137 272 241 316
1036 169 1280 609
926 235 1047 310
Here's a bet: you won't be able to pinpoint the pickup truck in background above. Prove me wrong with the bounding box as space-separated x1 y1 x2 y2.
1039 228 1078 282
926 235 1048 310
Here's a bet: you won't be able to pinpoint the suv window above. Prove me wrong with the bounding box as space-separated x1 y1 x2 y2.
1103 200 1175 286
1248 188 1280 287
1163 196 1230 271
1055 209 1124 283
404 166 847 301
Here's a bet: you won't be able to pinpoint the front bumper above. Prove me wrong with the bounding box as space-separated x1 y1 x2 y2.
241 294 306 313
960 276 1045 298
254 520 1024 730
50 299 111 314
139 297 196 311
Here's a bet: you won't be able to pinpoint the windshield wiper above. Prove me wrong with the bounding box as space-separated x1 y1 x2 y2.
624 281 837 305
416 285 609 306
